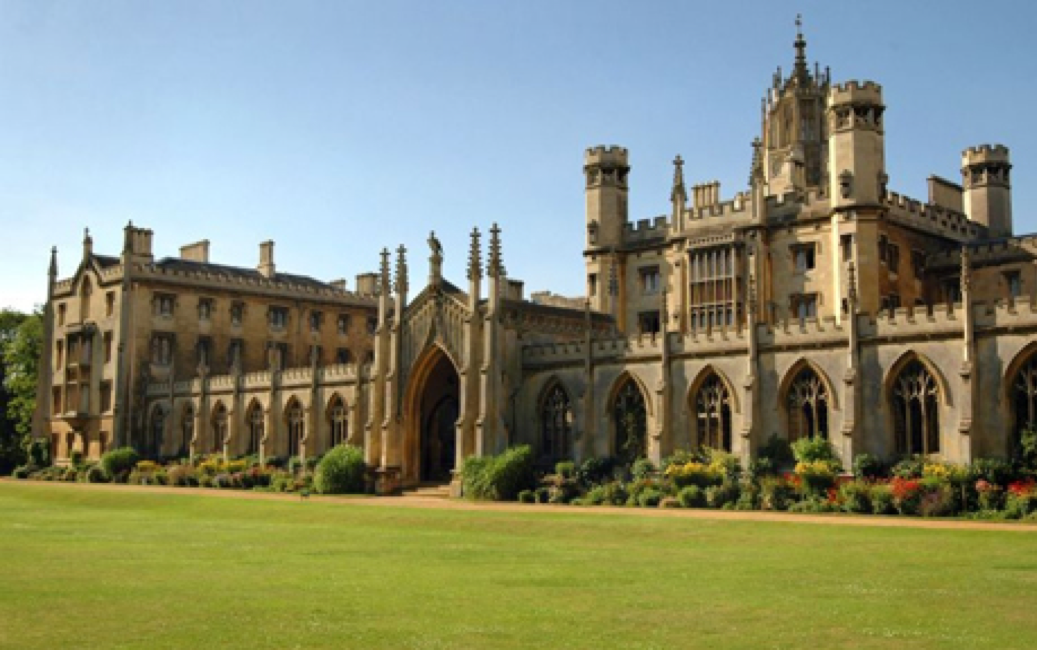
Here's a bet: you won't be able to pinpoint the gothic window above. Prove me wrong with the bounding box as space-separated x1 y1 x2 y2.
286 400 304 458
1013 353 1037 437
55 341 63 369
695 373 732 451
791 293 818 320
887 243 901 274
328 396 348 448
211 403 228 453
105 291 115 317
150 334 174 366
891 359 940 455
588 273 598 297
228 339 244 369
196 337 212 368
688 247 738 331
100 381 112 413
841 235 854 263
58 303 66 326
247 401 264 456
180 404 194 456
612 378 647 465
786 366 829 442
540 383 573 464
103 331 112 364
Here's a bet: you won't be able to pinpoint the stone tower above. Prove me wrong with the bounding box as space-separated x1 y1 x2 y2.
962 144 1013 238
584 145 629 312
761 17 830 195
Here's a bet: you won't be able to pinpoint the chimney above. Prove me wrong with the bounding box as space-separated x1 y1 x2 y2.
329 278 347 291
180 240 210 263
355 272 378 297
258 240 276 278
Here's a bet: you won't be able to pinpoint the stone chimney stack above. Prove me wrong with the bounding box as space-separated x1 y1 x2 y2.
180 240 210 263
258 240 276 278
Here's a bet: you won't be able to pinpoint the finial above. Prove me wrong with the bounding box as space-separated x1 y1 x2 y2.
394 245 408 295
671 155 686 204
379 248 390 293
793 14 808 83
49 246 58 277
488 223 504 278
82 227 93 259
467 227 482 281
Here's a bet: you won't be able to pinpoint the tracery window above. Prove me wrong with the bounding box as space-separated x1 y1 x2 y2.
247 401 264 456
1013 354 1037 437
286 400 304 458
891 360 940 455
328 396 348 448
211 403 228 453
786 366 829 442
612 378 646 465
695 373 731 451
540 383 572 463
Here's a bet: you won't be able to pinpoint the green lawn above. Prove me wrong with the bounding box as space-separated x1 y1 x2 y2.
1 483 1034 650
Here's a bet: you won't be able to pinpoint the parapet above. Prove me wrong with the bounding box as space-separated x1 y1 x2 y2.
828 80 883 107
585 145 629 168
962 144 1010 167
623 216 669 242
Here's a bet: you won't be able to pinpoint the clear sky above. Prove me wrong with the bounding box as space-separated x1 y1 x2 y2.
2 1 1036 312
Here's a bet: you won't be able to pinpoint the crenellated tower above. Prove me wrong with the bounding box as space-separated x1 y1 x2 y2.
584 145 629 314
761 16 831 195
961 144 1013 238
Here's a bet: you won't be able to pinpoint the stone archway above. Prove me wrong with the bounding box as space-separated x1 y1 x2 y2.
403 346 461 484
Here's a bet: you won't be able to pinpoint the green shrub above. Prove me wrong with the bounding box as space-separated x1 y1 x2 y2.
555 461 576 480
975 482 1004 511
534 486 551 504
789 497 839 514
26 439 50 468
636 487 664 508
746 457 775 480
971 458 1016 487
518 489 536 504
677 485 706 508
918 482 957 518
705 480 740 509
758 434 794 468
68 449 84 468
869 483 895 515
891 456 924 479
631 458 656 481
166 464 197 487
198 474 215 488
461 446 536 501
1005 491 1037 519
84 464 108 484
852 454 884 480
100 447 139 483
11 465 31 479
1016 425 1037 472
584 481 627 506
61 467 77 482
839 480 872 514
662 449 697 473
265 456 287 470
735 482 760 510
758 476 797 511
577 457 616 487
313 445 366 495
791 436 837 464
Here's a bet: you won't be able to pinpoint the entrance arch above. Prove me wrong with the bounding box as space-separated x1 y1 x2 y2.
403 346 460 483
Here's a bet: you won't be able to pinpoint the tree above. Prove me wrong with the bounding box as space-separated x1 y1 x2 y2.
1 308 42 472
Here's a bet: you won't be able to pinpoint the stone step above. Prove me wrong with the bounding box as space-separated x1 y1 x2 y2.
401 483 452 499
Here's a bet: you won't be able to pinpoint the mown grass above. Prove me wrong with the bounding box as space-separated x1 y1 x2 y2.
0 482 1034 650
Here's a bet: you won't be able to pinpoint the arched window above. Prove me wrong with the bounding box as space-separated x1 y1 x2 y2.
246 401 264 456
286 400 304 458
612 378 646 465
328 396 348 447
1013 353 1037 439
149 407 165 456
786 366 829 441
211 403 228 453
891 360 940 455
540 383 573 463
695 373 731 451
180 405 194 456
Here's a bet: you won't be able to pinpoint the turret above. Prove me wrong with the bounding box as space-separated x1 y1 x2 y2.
584 145 629 249
121 221 154 264
827 81 886 209
962 144 1012 238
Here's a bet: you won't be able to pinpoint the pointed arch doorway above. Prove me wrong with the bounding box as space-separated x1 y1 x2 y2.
405 346 460 483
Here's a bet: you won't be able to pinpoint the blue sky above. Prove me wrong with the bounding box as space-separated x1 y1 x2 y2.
2 1 1036 312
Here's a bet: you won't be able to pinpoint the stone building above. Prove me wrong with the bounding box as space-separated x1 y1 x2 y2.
37 26 1037 493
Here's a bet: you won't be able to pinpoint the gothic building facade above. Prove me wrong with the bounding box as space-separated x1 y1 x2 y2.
36 28 1037 493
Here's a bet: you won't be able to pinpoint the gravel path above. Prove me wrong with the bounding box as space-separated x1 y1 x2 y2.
4 478 1036 532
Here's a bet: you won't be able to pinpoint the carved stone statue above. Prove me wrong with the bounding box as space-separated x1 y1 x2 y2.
428 231 443 258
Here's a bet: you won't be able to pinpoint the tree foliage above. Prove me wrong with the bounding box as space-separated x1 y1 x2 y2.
1 308 42 472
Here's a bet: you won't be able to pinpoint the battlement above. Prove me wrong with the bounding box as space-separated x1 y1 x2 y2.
926 235 1037 269
585 145 629 167
763 187 829 219
688 191 753 221
962 144 1010 167
623 216 669 242
763 315 844 349
828 80 883 106
883 190 982 241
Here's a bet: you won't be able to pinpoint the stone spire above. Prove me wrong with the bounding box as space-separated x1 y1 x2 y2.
793 14 809 85
379 248 390 294
49 246 58 280
82 227 93 261
394 245 408 295
670 155 687 205
467 227 482 281
488 223 504 278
